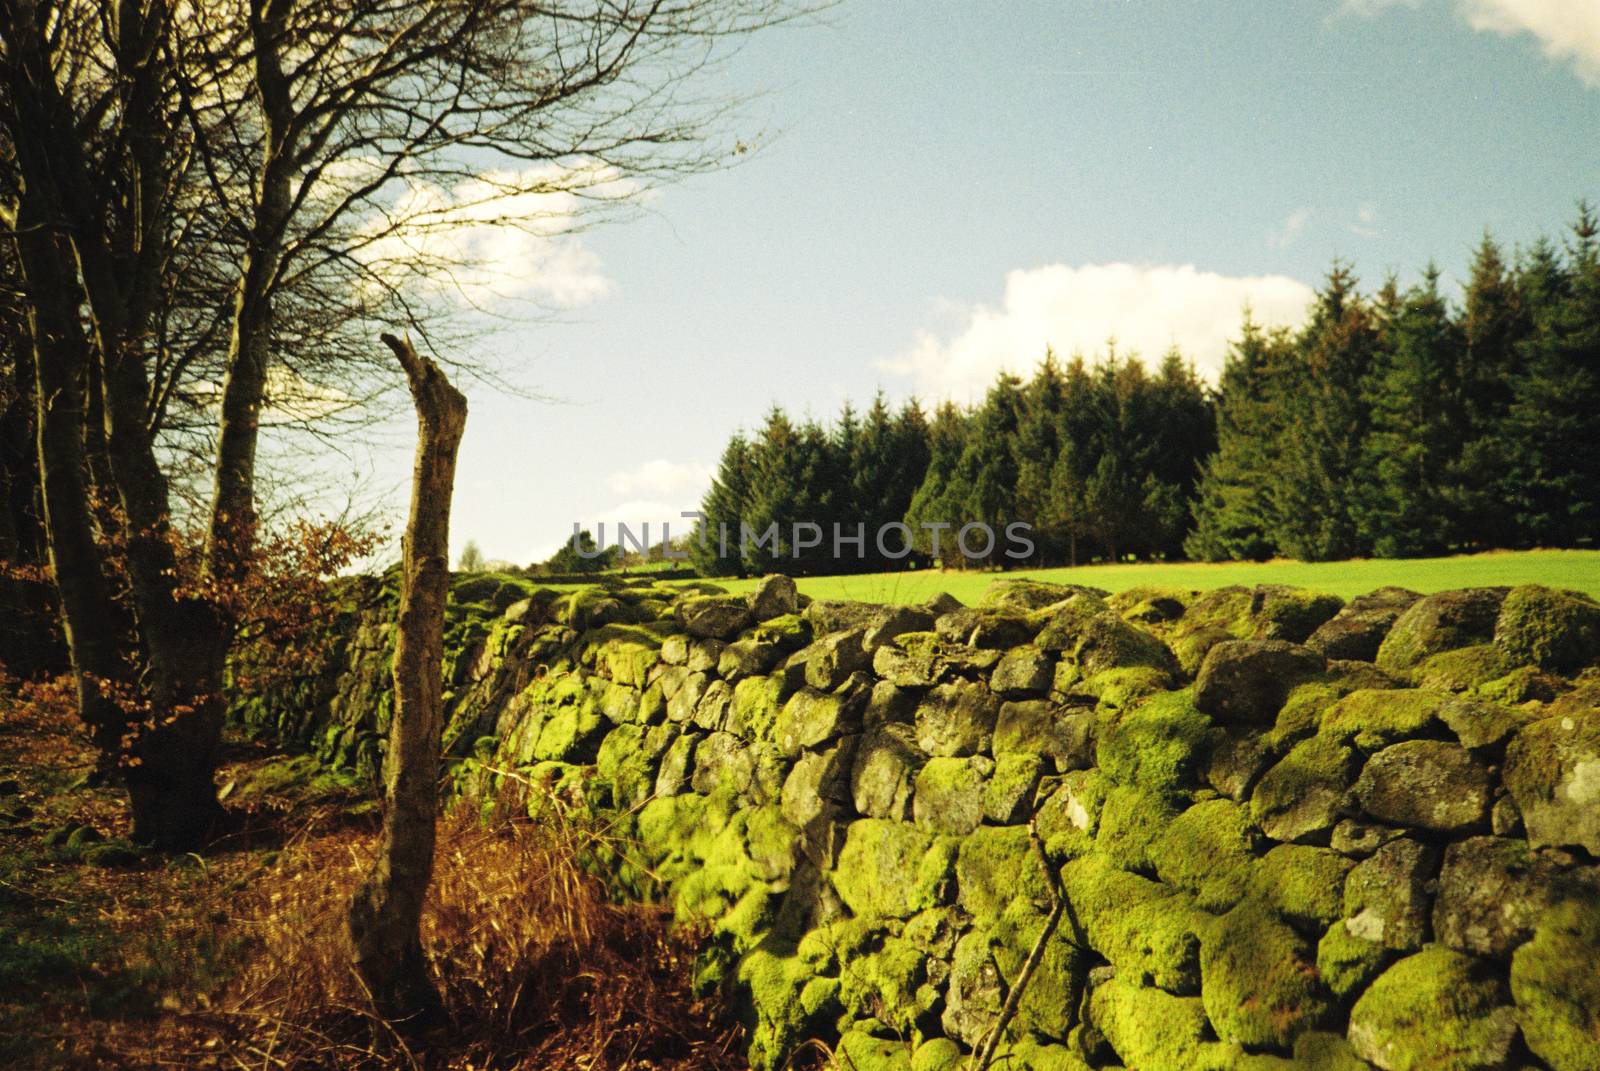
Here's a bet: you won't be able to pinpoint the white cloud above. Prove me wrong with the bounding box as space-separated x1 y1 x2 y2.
1342 0 1600 87
356 163 638 309
605 459 714 498
1460 0 1600 86
883 263 1316 399
1270 209 1311 249
1349 202 1385 238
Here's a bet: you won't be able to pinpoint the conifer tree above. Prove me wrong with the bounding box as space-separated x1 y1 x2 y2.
692 433 754 576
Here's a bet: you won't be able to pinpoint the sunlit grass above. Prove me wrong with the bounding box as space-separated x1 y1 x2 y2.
647 548 1600 604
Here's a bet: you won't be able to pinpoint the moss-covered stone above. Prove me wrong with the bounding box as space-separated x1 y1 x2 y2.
1201 896 1330 1049
1080 665 1176 715
836 1030 914 1071
993 699 1095 771
991 895 1084 1038
1097 784 1184 873
734 943 829 1070
833 819 957 919
1348 945 1519 1071
836 933 933 1037
852 722 926 821
1411 645 1514 693
1502 710 1600 855
1248 844 1353 928
984 752 1043 824
1063 854 1209 993
1250 735 1358 843
1510 898 1600 1071
1353 740 1493 833
1317 919 1393 1001
1151 797 1261 912
991 645 1055 697
1342 838 1438 952
1377 588 1507 673
913 756 991 835
1097 690 1212 792
728 674 787 740
775 687 861 756
1035 769 1108 860
1088 976 1215 1071
1195 639 1326 726
910 1037 964 1071
1319 688 1448 751
914 679 1000 757
956 824 1052 920
1494 584 1600 674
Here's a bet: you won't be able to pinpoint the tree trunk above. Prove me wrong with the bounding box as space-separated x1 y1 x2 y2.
348 333 466 1024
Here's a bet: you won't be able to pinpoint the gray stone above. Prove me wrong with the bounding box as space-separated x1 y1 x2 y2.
654 732 699 796
804 627 870 690
913 755 993 835
690 730 752 795
1330 818 1405 858
805 598 886 634
1433 835 1597 959
1376 587 1507 672
1205 727 1275 801
863 606 936 652
851 722 926 821
924 591 964 615
1306 587 1421 662
990 646 1054 697
665 670 709 724
915 679 1000 757
942 930 1004 1048
872 635 1002 687
864 680 918 727
686 637 725 673
775 687 863 757
747 573 799 621
717 639 780 680
979 577 1107 611
1195 639 1326 725
983 753 1044 824
1438 695 1535 751
993 699 1095 771
1251 735 1358 843
935 608 1034 649
1343 838 1439 951
661 633 690 665
677 594 752 640
780 736 859 829
691 678 733 731
1503 711 1600 855
1491 794 1524 837
1355 740 1493 833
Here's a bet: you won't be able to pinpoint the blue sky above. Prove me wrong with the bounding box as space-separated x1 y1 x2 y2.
320 0 1600 566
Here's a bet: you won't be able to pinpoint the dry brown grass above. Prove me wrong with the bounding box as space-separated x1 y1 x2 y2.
0 674 747 1070
221 798 745 1070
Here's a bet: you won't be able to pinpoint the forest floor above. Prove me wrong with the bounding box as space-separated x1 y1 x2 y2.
0 682 748 1070
667 547 1600 605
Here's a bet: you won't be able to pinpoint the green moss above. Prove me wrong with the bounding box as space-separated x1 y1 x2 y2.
991 896 1083 1037
1088 976 1214 1071
1411 644 1515 693
1063 854 1210 993
836 1030 914 1071
734 944 828 1071
594 724 656 808
1495 584 1600 674
1080 666 1177 716
910 1037 964 1071
1201 897 1330 1049
1249 735 1358 843
1151 797 1260 912
531 698 606 762
1097 690 1212 792
1247 845 1352 928
837 934 931 1035
1348 945 1517 1071
1318 688 1446 751
913 756 989 835
1510 898 1600 1071
1316 920 1392 1001
729 675 786 740
956 824 1052 921
833 820 956 919
1269 681 1344 747
1096 785 1183 873
984 752 1044 824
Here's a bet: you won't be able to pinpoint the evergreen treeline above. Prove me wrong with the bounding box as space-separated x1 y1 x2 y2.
1189 210 1600 560
693 209 1600 575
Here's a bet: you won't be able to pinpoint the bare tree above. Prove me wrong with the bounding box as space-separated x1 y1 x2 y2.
347 333 464 1021
0 0 801 846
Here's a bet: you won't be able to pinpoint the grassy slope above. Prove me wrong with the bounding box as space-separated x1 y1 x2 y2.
633 549 1600 604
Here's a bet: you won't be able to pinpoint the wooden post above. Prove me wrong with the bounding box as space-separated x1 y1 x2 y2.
347 333 467 1023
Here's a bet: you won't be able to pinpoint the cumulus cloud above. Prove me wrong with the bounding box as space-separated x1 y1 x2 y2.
1460 0 1600 86
1343 0 1600 87
356 162 637 309
606 459 715 499
883 263 1316 399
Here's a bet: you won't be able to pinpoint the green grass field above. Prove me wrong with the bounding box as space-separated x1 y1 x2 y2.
633 549 1600 605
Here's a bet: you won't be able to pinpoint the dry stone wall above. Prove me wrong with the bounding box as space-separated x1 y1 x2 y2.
238 572 1600 1071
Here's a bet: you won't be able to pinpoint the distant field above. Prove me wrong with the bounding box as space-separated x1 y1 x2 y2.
633 549 1600 605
